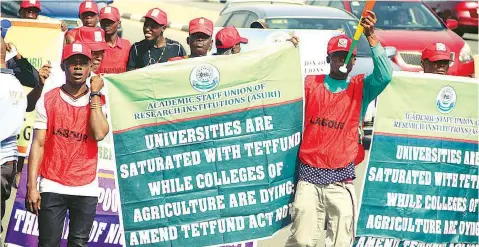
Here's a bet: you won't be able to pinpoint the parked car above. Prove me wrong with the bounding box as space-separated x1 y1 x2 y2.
217 4 401 75
1 0 122 36
307 0 475 77
216 4 403 135
424 0 478 37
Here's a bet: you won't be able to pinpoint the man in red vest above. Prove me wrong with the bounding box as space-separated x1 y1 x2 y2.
286 10 393 247
65 1 100 45
169 17 214 61
26 42 109 247
421 42 452 75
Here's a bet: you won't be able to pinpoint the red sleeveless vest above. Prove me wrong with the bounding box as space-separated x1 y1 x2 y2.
299 74 364 169
40 88 98 186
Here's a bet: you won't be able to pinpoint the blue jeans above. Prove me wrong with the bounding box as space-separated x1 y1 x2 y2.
38 192 98 247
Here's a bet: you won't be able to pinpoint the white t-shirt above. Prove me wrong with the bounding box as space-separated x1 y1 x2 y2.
34 74 101 197
0 68 28 164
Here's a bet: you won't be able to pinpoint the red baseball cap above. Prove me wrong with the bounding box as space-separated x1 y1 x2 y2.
74 27 109 51
20 0 41 11
189 17 213 36
79 1 99 15
62 42 92 62
327 35 356 55
215 26 248 49
100 6 120 22
421 42 451 62
144 8 167 26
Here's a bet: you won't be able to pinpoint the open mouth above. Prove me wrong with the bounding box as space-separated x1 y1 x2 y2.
73 72 83 79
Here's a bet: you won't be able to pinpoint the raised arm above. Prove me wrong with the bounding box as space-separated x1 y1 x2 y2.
89 76 109 141
361 10 393 106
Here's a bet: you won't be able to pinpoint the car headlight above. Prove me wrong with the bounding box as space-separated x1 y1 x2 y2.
459 42 473 63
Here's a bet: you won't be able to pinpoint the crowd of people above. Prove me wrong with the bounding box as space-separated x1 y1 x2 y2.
0 0 457 246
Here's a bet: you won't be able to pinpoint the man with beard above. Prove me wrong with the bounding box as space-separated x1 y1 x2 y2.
65 0 99 45
168 17 213 61
127 8 186 70
421 42 452 75
26 42 108 247
286 10 393 246
98 6 131 74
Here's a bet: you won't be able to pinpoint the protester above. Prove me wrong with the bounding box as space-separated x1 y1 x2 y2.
2 19 52 192
0 36 27 231
26 42 109 247
213 26 248 55
0 35 49 228
127 8 187 70
18 0 68 31
65 0 99 44
286 10 393 247
18 0 41 19
98 6 131 74
75 26 109 73
421 42 452 75
169 17 214 61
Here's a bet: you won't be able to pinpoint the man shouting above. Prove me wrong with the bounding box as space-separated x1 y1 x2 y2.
286 10 393 247
26 42 109 247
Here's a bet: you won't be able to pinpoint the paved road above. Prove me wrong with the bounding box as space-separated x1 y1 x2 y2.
463 33 478 55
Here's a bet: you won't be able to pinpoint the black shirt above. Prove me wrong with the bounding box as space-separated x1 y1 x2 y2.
127 38 187 71
6 57 40 88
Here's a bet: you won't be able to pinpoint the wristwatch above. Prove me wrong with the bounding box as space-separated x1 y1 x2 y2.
90 91 102 99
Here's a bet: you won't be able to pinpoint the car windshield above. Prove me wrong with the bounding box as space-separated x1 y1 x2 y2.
265 17 372 57
349 1 445 31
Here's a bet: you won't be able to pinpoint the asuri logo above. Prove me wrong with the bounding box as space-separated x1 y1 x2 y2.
436 86 456 114
190 64 220 92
